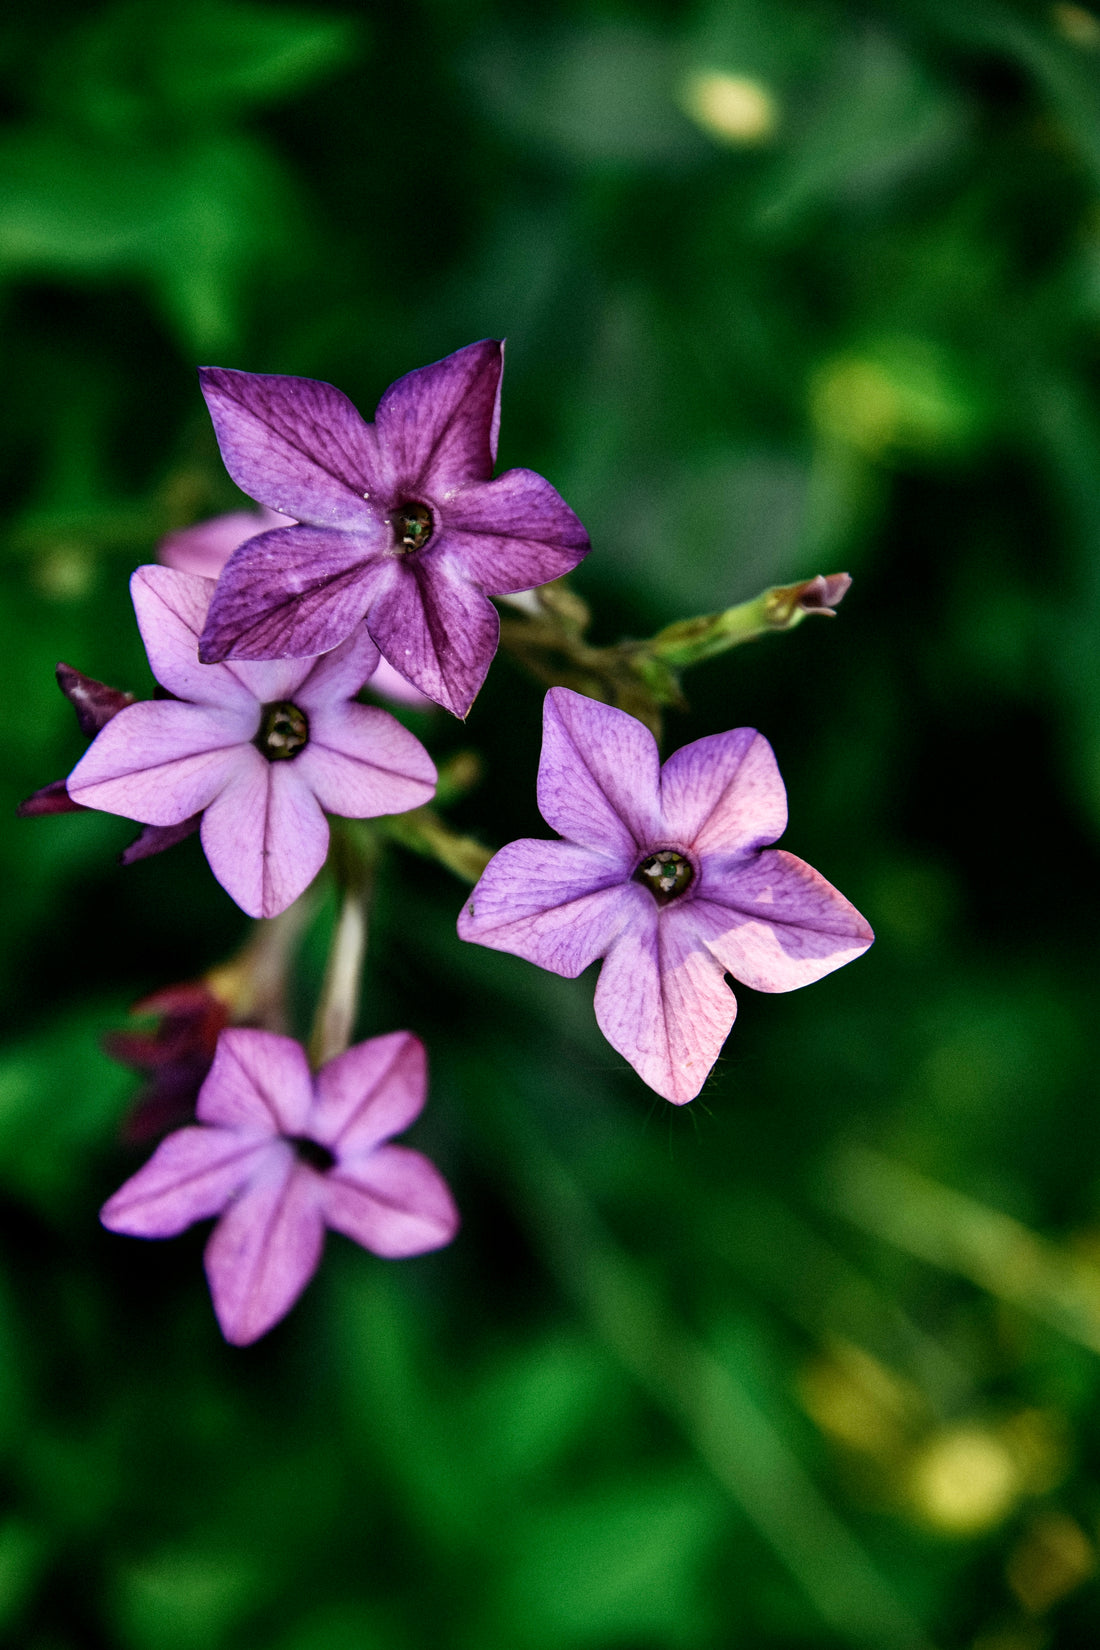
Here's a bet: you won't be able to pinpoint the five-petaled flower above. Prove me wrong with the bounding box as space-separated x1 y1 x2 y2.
195 340 590 717
101 1028 458 1345
458 688 873 1104
66 565 437 918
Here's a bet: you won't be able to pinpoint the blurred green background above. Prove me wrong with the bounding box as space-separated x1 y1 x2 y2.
5 0 1100 1645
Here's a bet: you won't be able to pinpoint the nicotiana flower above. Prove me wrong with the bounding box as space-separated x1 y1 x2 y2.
66 565 437 918
101 1028 458 1345
458 688 873 1104
195 340 590 717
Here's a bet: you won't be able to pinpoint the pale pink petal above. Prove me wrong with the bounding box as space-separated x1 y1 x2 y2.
593 903 737 1105
130 566 259 710
457 839 634 975
367 561 499 718
371 340 503 495
159 509 296 579
199 757 330 919
291 627 382 708
436 469 589 592
692 850 874 991
197 1028 314 1135
322 1144 459 1257
368 656 434 709
538 688 661 856
295 704 436 817
67 700 247 825
311 1032 427 1154
100 1126 274 1236
658 729 788 854
204 1156 326 1345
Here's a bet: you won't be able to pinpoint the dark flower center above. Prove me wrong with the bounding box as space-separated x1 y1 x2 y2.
255 701 309 761
288 1135 335 1172
392 501 434 553
634 849 694 904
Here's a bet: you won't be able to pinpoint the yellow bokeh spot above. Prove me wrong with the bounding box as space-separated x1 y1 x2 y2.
810 357 904 457
680 70 779 146
1053 4 1100 47
909 1426 1021 1535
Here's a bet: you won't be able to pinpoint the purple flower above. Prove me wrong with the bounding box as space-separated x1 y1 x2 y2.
457 688 873 1105
66 566 437 918
195 340 590 717
101 1028 458 1345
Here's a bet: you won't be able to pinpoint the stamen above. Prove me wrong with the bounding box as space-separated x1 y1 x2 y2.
392 502 433 553
634 849 694 904
255 701 309 761
288 1135 335 1172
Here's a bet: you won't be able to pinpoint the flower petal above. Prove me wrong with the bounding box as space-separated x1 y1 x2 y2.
198 368 382 527
295 705 436 817
658 729 787 854
311 1032 427 1155
159 508 296 579
100 1126 273 1236
292 627 382 707
593 903 737 1105
204 1157 325 1344
366 562 499 717
436 468 589 592
457 839 634 975
199 757 331 918
67 700 247 825
693 850 874 991
130 565 259 709
197 1028 314 1134
322 1145 459 1258
538 688 661 857
372 340 503 495
120 814 202 864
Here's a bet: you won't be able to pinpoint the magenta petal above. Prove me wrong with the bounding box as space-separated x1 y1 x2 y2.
437 469 590 593
372 340 503 495
204 1157 325 1345
538 688 661 856
67 701 246 825
100 1126 271 1236
197 1029 313 1134
658 729 788 854
198 368 382 527
198 526 387 664
593 904 737 1105
311 1032 427 1155
694 850 874 991
457 839 634 976
18 780 84 817
120 814 202 864
200 758 330 919
295 705 436 817
130 566 257 710
367 563 499 717
322 1145 459 1258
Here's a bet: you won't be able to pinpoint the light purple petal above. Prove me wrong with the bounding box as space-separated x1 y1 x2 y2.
457 839 634 976
291 627 382 708
100 1126 274 1236
198 526 388 665
67 700 247 825
692 849 874 991
120 814 202 864
538 688 661 857
368 656 434 709
197 1028 314 1134
322 1144 459 1258
159 509 296 579
367 562 499 718
204 1156 325 1345
593 903 737 1105
199 757 330 919
198 368 383 527
436 469 589 593
130 566 260 710
658 729 788 854
371 340 503 496
295 705 436 817
311 1032 427 1155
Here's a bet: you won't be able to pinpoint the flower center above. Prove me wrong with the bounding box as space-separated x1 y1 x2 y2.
634 849 694 904
288 1135 335 1172
255 701 309 761
392 501 434 553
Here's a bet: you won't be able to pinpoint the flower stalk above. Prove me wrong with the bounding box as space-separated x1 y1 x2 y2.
308 824 377 1069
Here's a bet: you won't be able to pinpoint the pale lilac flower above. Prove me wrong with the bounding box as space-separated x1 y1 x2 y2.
195 340 590 717
458 688 873 1105
67 566 436 918
101 1028 458 1345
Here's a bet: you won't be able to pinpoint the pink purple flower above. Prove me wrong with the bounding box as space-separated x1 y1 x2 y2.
457 688 873 1105
101 1028 458 1345
66 565 437 918
195 340 590 717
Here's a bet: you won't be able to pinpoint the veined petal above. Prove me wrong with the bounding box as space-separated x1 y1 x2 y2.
204 1156 325 1344
198 368 382 527
538 689 661 856
131 566 259 710
322 1144 459 1257
436 469 589 593
457 839 634 976
197 1028 314 1135
593 903 736 1105
67 701 247 825
312 1032 427 1155
658 729 787 854
372 340 503 495
200 757 330 919
693 849 874 991
198 526 388 665
296 705 436 817
367 562 499 718
100 1126 273 1236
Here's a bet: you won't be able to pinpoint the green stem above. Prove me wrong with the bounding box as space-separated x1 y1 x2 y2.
307 825 377 1068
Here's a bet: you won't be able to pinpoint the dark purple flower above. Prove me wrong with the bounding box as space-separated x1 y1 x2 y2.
17 663 136 819
195 341 590 717
101 1028 459 1345
458 688 873 1104
106 981 230 1143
